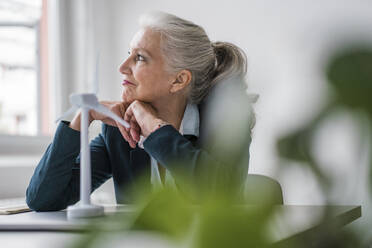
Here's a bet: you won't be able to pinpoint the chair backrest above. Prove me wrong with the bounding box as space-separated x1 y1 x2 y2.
244 174 283 205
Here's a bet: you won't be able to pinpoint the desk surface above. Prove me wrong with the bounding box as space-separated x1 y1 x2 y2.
0 205 362 247
267 205 361 243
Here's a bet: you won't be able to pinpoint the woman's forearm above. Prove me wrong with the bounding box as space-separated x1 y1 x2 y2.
69 112 82 131
26 122 82 211
143 125 250 198
26 121 112 211
68 111 95 131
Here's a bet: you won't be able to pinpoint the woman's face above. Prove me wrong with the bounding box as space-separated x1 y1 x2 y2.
118 28 175 104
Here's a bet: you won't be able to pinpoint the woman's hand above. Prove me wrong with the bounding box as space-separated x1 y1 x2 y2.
69 100 141 148
69 101 128 130
91 101 142 147
88 101 127 126
116 100 166 147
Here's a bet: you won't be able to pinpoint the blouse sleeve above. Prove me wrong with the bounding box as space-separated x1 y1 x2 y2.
143 125 250 199
26 121 112 211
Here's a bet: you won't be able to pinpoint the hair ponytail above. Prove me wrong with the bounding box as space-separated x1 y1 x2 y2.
191 41 248 103
210 41 247 85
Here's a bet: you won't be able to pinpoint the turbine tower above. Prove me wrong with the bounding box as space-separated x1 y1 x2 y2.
57 57 130 219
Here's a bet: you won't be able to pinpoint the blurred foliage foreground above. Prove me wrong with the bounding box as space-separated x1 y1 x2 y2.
277 46 372 247
72 46 372 248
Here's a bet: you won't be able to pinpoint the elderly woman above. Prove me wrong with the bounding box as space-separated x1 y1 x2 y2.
26 12 251 211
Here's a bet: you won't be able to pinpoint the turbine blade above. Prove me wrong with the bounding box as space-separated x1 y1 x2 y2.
92 104 130 128
55 106 78 123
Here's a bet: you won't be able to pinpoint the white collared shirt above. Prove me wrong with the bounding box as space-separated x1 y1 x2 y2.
139 103 200 190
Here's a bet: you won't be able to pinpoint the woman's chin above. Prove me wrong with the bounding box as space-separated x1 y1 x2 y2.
121 92 151 104
121 95 134 104
121 91 135 102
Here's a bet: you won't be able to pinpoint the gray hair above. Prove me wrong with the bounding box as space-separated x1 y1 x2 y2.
139 12 248 104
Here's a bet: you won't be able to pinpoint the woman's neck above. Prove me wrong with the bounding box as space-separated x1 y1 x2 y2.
151 96 187 131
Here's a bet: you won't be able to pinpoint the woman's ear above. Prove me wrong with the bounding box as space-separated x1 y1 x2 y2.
170 69 192 93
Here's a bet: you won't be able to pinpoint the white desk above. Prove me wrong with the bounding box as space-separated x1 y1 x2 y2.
267 205 361 244
0 205 134 231
0 205 361 247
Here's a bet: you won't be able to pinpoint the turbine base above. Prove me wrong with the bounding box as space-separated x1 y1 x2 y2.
67 203 104 219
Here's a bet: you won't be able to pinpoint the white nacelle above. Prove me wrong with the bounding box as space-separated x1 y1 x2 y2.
70 93 99 108
67 93 130 128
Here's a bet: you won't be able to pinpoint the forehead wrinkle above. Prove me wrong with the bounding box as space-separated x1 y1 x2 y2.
130 46 152 56
130 28 162 56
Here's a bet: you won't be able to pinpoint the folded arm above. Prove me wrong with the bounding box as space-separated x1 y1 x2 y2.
143 125 250 200
26 121 112 211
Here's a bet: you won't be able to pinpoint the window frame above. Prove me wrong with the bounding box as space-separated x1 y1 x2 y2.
0 0 52 155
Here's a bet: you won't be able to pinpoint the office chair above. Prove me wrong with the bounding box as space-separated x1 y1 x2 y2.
244 174 283 205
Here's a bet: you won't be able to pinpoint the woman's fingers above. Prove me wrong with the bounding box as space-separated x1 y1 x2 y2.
124 103 142 143
124 103 134 124
90 101 127 127
116 121 129 140
116 121 136 148
112 102 139 148
121 100 163 145
124 100 163 137
88 100 139 148
118 117 140 147
130 117 141 142
123 104 137 143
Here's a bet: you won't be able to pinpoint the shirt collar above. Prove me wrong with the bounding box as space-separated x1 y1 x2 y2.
180 103 200 137
138 102 199 149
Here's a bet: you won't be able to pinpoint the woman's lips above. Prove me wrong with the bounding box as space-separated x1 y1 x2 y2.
122 80 135 86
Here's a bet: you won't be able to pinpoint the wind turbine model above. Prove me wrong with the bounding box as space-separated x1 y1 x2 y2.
57 57 130 219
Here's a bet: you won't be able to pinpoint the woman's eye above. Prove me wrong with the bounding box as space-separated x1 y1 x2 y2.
135 54 145 62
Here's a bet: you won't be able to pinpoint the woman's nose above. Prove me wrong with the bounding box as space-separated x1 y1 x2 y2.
118 58 131 75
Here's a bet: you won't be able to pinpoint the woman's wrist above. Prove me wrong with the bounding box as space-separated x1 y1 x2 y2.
68 113 81 131
69 109 97 131
149 119 169 136
69 111 95 131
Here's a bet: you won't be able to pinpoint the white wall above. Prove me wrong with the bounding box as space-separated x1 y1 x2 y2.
73 0 372 243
